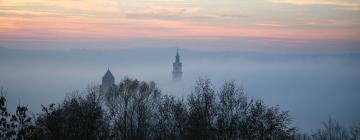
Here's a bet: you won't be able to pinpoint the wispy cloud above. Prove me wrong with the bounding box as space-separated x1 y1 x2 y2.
255 23 286 27
125 6 247 20
255 18 360 28
0 15 358 41
125 6 199 19
0 0 120 17
143 0 185 2
0 0 358 44
268 0 360 11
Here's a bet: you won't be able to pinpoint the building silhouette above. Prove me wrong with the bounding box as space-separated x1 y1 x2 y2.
100 69 115 93
172 48 183 81
100 49 182 87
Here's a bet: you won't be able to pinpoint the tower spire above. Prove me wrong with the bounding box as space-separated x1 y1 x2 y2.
101 68 115 93
175 48 180 62
172 48 182 81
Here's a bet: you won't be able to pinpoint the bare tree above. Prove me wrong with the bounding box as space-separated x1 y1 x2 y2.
311 118 348 140
105 77 161 140
0 88 35 140
34 86 109 140
350 122 360 140
155 95 177 140
216 81 247 140
1 77 306 140
187 78 217 140
250 101 296 139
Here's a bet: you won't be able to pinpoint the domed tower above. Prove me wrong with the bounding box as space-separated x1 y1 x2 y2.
172 48 183 81
101 69 115 93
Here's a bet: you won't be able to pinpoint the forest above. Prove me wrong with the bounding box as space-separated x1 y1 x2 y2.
1 78 359 140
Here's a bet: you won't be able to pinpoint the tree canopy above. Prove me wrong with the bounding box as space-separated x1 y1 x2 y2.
1 78 359 140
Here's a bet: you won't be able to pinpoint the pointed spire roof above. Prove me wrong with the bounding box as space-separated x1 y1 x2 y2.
175 48 180 63
103 69 114 79
176 48 179 56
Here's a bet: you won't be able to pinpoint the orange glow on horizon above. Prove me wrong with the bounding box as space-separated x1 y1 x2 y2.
0 16 359 41
0 0 359 43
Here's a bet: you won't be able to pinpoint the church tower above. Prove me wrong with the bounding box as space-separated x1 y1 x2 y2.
101 69 115 93
172 48 183 81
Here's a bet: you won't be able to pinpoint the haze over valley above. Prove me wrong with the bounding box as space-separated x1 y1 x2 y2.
1 46 359 132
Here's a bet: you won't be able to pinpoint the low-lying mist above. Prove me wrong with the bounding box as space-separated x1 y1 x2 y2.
0 47 359 132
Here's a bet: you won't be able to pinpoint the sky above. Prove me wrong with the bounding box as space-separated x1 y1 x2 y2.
0 1 360 131
0 0 359 51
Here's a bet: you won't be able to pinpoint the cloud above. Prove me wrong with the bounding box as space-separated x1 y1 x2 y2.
0 15 358 42
125 6 199 19
267 0 360 11
255 23 286 27
255 18 360 28
143 0 185 2
125 6 247 20
0 9 64 17
0 0 120 17
0 0 358 42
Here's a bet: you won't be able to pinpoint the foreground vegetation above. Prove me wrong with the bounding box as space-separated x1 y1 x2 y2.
1 78 359 140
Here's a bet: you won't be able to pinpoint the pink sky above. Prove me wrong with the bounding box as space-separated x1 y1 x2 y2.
0 0 359 50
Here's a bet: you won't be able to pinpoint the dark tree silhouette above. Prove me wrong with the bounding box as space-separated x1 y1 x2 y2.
350 122 360 140
296 118 360 140
33 87 109 140
242 100 296 140
186 78 296 140
155 95 181 140
186 78 217 140
216 81 247 139
105 77 161 140
1 88 35 140
3 77 339 140
312 118 348 140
